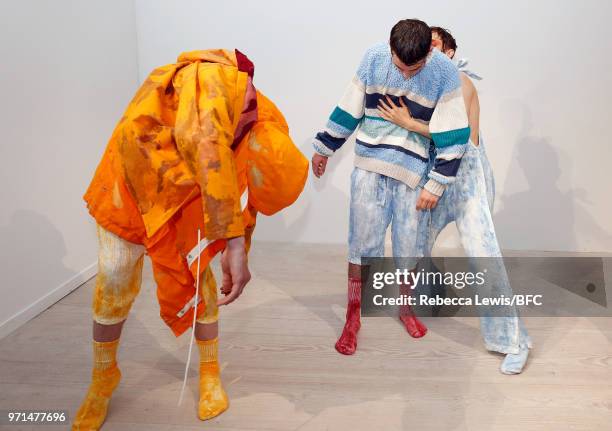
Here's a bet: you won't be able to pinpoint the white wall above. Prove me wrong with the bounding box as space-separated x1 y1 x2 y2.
0 0 608 338
134 0 612 253
0 0 139 337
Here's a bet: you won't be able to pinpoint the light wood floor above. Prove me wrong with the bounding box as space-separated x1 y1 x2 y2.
1 242 611 431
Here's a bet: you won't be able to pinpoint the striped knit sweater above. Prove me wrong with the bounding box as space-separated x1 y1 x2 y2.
313 43 470 196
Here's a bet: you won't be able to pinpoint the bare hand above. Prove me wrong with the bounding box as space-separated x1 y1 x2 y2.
312 153 328 178
218 236 251 306
378 96 415 130
416 189 439 210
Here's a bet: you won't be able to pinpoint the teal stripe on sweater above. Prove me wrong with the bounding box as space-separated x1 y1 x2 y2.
431 127 470 148
359 119 430 143
330 107 361 131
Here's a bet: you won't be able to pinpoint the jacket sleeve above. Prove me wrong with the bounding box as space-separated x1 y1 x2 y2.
174 63 245 241
312 48 371 157
425 63 471 196
248 91 308 215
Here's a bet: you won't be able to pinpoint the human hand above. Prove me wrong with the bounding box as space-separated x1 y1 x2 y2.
312 153 328 178
378 96 415 130
218 236 251 306
416 189 440 210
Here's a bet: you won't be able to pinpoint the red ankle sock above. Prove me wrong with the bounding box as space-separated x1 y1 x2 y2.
335 278 361 355
400 314 428 338
399 282 428 338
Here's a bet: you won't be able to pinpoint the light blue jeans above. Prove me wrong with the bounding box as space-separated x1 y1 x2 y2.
416 137 531 354
348 167 421 265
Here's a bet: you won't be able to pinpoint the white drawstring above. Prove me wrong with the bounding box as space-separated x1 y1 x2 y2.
177 229 201 406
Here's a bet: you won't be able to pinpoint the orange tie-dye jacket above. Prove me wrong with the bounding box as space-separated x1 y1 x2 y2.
84 49 308 335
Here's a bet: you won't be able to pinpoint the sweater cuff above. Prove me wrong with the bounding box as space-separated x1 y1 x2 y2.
313 139 334 157
424 179 446 197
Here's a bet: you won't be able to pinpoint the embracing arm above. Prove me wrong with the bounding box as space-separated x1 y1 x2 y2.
378 96 431 139
406 118 431 139
379 71 481 145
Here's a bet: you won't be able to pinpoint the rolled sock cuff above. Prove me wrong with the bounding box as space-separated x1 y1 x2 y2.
196 337 219 363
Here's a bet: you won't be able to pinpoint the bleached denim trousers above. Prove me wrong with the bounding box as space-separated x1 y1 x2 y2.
416 137 531 354
348 167 421 265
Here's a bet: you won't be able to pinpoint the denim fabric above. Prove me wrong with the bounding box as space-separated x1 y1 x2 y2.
348 167 421 265
416 136 531 354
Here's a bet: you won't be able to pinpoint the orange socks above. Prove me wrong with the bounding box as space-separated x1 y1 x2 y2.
73 338 229 427
72 340 121 430
197 337 229 420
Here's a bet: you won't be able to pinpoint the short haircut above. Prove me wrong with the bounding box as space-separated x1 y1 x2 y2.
431 26 457 53
389 19 432 66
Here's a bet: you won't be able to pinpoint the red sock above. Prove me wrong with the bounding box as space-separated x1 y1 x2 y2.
399 282 428 338
335 278 361 355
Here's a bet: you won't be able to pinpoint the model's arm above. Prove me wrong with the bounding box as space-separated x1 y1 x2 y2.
380 72 481 145
174 64 245 242
377 96 431 138
468 86 480 145
460 73 480 145
312 49 371 177
425 66 471 197
173 64 253 305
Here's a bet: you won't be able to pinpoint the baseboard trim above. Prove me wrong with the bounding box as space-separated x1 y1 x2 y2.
0 262 97 340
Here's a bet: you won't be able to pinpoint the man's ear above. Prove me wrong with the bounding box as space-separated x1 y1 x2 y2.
447 49 455 59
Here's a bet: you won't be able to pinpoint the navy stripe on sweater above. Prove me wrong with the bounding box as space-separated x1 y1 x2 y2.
356 139 429 162
365 93 434 122
315 131 346 151
431 157 462 177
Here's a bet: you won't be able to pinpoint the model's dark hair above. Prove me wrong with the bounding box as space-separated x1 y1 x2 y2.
431 26 457 54
389 19 431 65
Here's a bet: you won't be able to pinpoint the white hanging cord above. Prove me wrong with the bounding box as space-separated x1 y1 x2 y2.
178 229 202 406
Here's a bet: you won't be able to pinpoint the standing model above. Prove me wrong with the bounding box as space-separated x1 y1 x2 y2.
378 27 531 374
311 19 470 355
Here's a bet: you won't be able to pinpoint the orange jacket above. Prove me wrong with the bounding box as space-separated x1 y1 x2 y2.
84 49 308 336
